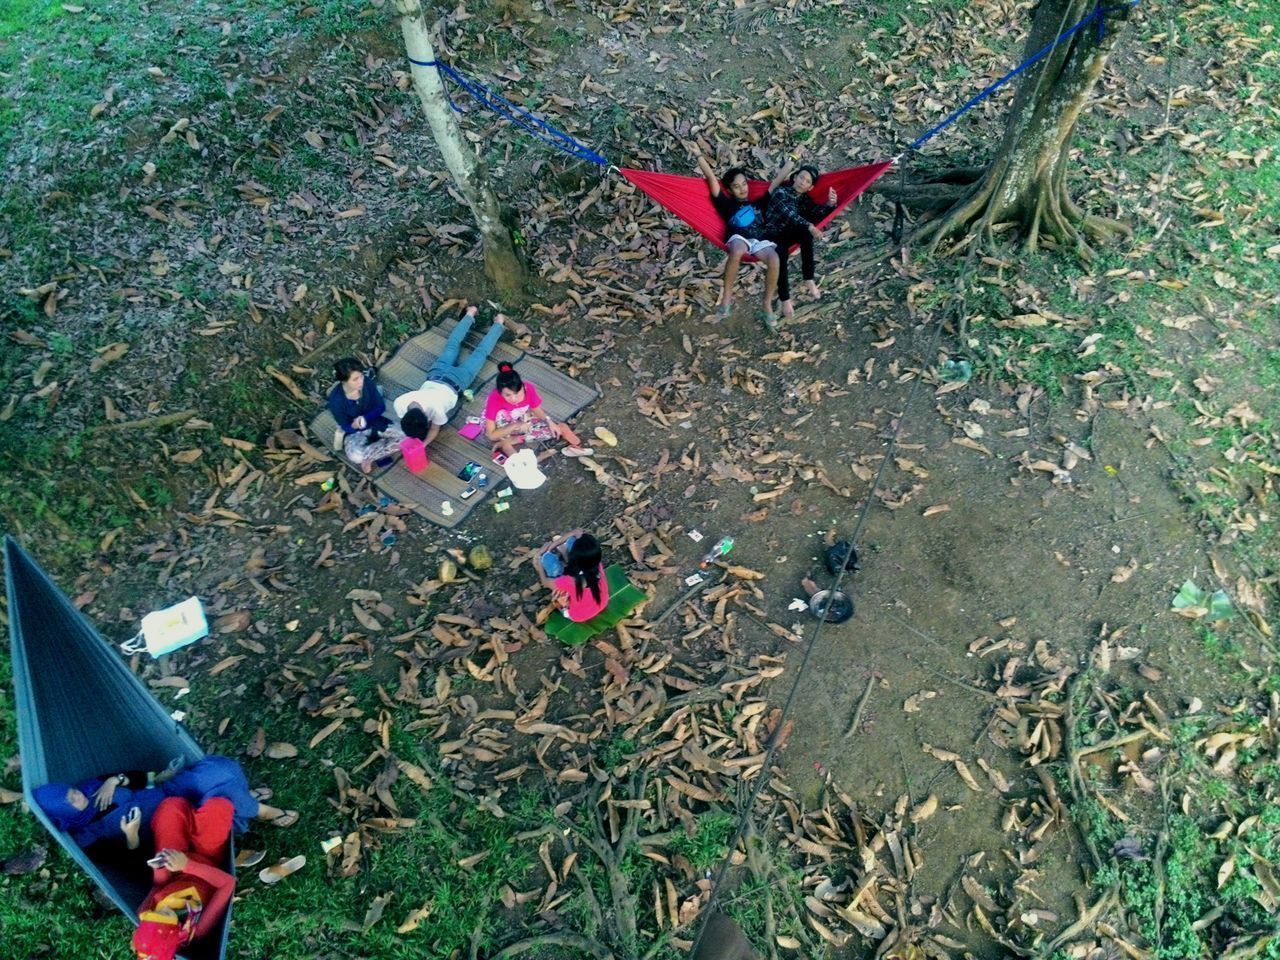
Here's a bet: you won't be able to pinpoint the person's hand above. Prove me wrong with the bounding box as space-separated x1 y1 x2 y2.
826 187 837 206
809 224 824 240
551 589 570 606
93 776 120 811
780 157 795 175
352 415 367 430
155 849 188 872
120 806 142 842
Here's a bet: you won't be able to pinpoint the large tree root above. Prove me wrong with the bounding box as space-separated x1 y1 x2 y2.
912 170 1131 261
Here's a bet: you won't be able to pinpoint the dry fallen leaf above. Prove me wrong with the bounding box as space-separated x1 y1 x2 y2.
265 741 299 759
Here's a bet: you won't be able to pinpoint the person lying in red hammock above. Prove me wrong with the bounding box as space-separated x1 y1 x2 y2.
696 156 783 324
760 160 838 319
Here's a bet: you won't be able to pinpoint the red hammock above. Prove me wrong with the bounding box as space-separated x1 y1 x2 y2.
619 161 894 259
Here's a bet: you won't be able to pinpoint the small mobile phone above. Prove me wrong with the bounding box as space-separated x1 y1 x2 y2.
459 486 477 500
146 854 165 867
492 452 508 466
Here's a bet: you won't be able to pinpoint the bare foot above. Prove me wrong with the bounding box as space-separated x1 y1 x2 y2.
781 299 795 317
360 460 373 475
494 313 507 326
805 280 820 300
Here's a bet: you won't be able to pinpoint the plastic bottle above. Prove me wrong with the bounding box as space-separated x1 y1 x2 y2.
700 536 735 569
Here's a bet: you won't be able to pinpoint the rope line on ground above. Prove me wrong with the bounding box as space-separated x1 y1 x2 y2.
687 289 957 956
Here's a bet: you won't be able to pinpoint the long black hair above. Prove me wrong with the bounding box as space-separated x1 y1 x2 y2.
565 533 603 604
495 362 523 393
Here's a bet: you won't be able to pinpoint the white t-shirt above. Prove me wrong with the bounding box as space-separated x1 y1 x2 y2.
393 381 457 426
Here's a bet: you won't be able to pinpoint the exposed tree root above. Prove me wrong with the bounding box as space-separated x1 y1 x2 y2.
913 168 1130 262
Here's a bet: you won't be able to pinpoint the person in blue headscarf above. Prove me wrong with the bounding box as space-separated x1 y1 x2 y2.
33 756 297 852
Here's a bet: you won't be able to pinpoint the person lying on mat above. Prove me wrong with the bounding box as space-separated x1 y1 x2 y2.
484 362 591 458
396 305 506 451
34 755 297 853
328 357 403 475
536 531 610 622
696 155 782 322
131 796 236 960
761 159 837 319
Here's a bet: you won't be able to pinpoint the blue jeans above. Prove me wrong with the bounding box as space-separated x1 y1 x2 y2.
427 314 504 391
541 536 577 578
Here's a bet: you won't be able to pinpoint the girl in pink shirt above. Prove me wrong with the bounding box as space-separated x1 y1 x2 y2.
484 363 589 457
537 532 609 622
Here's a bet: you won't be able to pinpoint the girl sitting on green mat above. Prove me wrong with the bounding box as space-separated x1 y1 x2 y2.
537 531 609 622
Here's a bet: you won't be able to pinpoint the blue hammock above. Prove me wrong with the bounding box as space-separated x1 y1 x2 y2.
5 536 231 960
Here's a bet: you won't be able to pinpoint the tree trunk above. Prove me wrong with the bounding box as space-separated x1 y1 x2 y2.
915 0 1134 259
393 0 527 295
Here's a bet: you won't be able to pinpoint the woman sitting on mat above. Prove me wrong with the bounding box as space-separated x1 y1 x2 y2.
537 531 610 623
34 755 297 853
484 363 590 458
761 160 837 319
696 155 783 323
327 357 403 474
131 796 236 960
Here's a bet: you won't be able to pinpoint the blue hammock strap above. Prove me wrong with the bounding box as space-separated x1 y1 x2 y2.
907 0 1138 152
406 56 607 166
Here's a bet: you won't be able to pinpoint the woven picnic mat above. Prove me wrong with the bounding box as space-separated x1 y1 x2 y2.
308 332 598 529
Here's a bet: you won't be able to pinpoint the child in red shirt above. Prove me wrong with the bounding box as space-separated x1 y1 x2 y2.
132 796 235 960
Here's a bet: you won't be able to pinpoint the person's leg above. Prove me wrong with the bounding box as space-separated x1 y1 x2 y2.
430 313 476 378
719 240 746 310
555 422 583 446
186 797 234 860
151 796 196 852
797 231 819 298
452 320 505 389
760 249 780 315
343 431 376 473
777 245 794 316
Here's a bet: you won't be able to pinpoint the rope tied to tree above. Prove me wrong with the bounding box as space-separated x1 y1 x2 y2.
907 0 1140 152
406 55 608 166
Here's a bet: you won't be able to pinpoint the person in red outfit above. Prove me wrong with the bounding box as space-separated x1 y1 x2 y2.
131 796 236 960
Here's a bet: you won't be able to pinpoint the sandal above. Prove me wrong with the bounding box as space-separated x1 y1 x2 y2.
259 854 306 885
235 848 266 869
715 302 732 318
561 446 595 458
758 309 778 332
250 787 274 803
265 809 300 828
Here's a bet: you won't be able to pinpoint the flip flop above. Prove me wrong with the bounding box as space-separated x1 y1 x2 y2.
265 809 300 828
714 303 732 318
259 855 306 885
758 309 779 331
561 446 595 458
593 427 618 447
250 787 273 803
235 849 266 869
